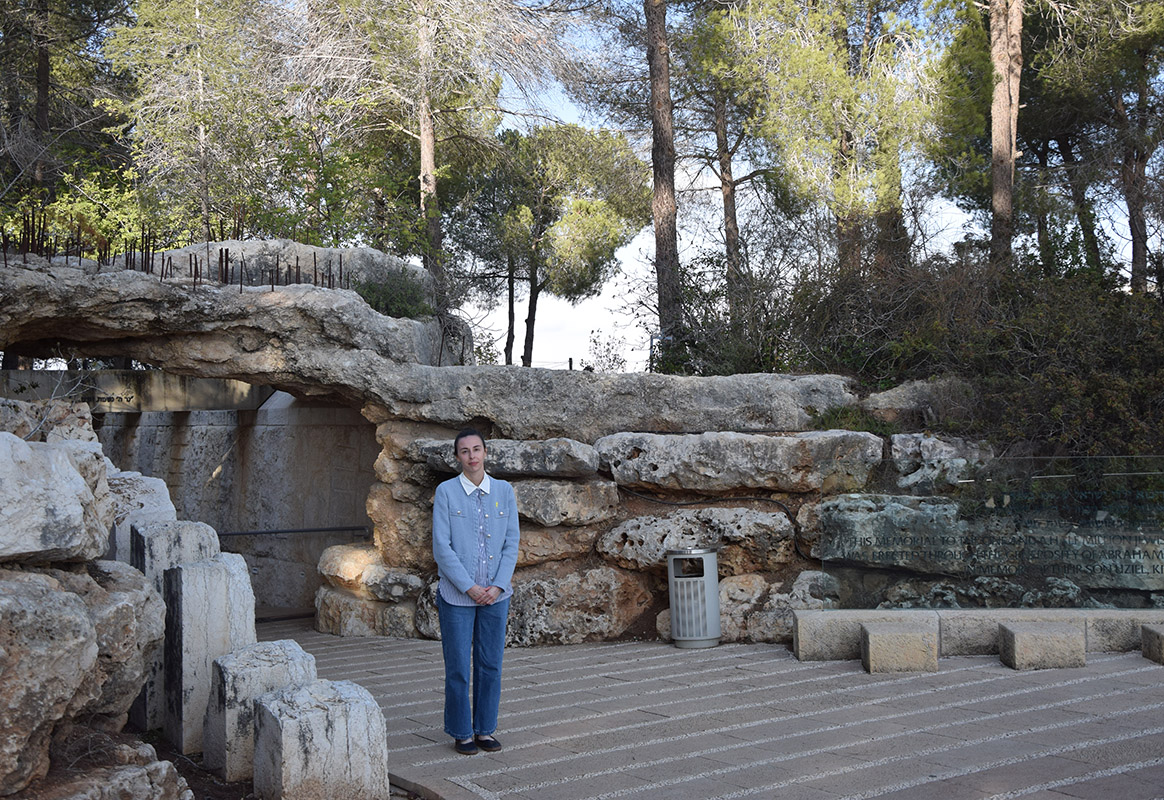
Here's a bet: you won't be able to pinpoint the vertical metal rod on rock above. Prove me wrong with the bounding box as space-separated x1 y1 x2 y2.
295 256 300 284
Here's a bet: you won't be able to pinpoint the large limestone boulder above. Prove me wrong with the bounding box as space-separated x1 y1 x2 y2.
656 571 836 644
13 726 192 800
107 472 177 563
31 562 165 730
367 369 857 441
595 430 883 494
890 433 992 490
317 543 424 602
365 484 433 572
506 563 654 646
412 437 600 478
314 586 419 639
513 479 621 527
0 571 99 794
0 398 98 443
518 524 600 566
598 507 797 576
814 494 976 575
861 376 974 425
0 260 465 407
0 433 109 563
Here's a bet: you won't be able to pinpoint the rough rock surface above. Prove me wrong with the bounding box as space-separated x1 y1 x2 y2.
0 433 109 563
413 437 599 477
595 430 883 493
0 571 99 794
0 260 466 406
30 562 165 729
203 640 317 782
657 571 836 644
368 370 857 441
161 238 430 294
317 544 424 603
814 494 971 575
0 398 98 444
517 525 600 567
861 377 973 425
507 564 653 646
598 508 797 575
365 484 433 572
253 680 390 799
9 726 192 800
513 479 621 527
106 472 177 563
162 553 257 755
314 586 419 639
890 433 992 490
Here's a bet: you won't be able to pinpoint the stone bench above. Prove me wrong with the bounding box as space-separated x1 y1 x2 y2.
999 622 1086 670
793 610 939 661
860 622 938 673
1142 624 1164 665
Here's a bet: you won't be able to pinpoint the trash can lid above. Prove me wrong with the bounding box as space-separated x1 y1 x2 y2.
665 547 718 555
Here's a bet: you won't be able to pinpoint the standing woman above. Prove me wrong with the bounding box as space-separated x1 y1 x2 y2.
432 428 521 755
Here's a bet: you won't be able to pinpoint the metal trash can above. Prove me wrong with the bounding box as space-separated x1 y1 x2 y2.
666 547 720 648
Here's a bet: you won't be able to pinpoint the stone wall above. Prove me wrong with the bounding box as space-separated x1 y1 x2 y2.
97 396 379 610
316 374 868 645
315 372 1164 646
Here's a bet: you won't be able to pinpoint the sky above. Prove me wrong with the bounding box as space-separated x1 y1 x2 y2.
476 78 660 372
467 230 656 372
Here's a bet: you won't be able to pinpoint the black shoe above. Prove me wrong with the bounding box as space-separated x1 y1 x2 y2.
454 738 478 755
475 735 502 752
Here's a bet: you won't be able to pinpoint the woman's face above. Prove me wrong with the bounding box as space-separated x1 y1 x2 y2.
455 434 487 480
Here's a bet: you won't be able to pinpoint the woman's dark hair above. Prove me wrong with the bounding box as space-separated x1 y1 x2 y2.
453 428 485 450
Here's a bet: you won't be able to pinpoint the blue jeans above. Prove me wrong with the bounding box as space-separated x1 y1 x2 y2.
437 595 510 739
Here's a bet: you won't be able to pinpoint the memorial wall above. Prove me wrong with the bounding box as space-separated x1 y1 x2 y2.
817 456 1164 608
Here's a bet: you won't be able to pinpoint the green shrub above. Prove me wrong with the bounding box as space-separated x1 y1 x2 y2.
354 268 435 319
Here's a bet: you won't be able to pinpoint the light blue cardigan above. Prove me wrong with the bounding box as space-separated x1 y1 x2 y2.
431 475 522 595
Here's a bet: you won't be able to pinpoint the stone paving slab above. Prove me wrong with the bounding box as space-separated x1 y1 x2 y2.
260 618 1164 800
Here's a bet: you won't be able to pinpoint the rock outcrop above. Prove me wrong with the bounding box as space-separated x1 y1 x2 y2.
0 257 468 406
0 401 179 798
0 433 111 562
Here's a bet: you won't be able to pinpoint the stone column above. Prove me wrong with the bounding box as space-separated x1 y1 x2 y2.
253 680 390 799
202 640 317 782
163 552 256 754
129 520 220 731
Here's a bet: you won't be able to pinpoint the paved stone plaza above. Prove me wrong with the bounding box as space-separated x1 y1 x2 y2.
259 618 1164 800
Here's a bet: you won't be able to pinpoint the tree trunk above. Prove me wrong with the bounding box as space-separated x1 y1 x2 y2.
989 0 1023 270
713 91 744 328
417 8 447 307
193 0 212 244
33 0 51 187
835 126 862 276
505 253 516 365
1124 146 1149 293
644 0 683 355
1056 135 1103 272
872 134 909 277
1120 62 1151 293
521 266 540 368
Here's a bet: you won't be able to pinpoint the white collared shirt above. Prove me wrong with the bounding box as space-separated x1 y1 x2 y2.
458 471 492 496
